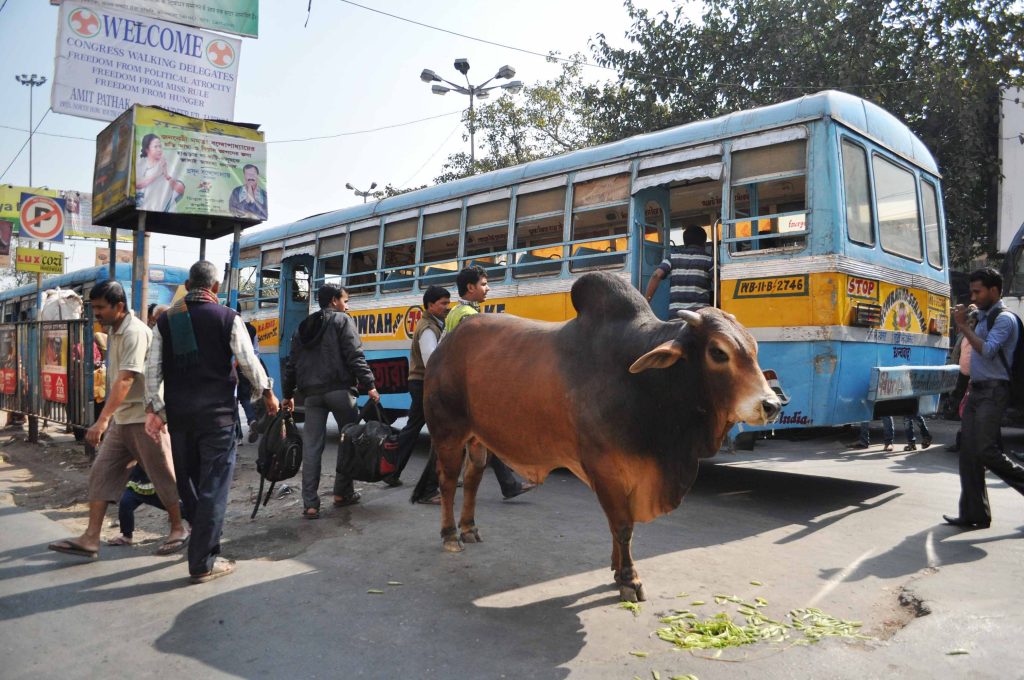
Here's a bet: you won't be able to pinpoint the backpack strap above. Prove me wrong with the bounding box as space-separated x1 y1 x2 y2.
251 475 266 519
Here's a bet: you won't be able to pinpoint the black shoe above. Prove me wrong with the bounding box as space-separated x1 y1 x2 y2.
921 436 932 449
382 475 403 487
845 442 870 450
942 514 990 529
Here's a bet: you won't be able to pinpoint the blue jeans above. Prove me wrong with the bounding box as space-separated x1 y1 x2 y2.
117 488 166 539
903 415 931 444
171 425 237 577
858 417 894 446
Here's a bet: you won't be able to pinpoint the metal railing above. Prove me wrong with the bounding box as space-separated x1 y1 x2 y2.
0 316 95 429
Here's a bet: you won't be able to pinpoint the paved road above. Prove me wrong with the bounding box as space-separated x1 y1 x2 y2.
1 418 1022 679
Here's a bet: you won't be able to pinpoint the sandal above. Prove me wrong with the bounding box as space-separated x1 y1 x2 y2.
302 507 320 520
333 492 361 507
904 443 917 451
416 492 442 505
107 535 132 547
882 443 893 452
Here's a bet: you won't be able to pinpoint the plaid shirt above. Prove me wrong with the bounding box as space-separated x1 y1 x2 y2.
145 314 271 419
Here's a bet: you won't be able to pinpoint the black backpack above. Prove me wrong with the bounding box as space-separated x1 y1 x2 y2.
251 409 303 518
993 309 1024 407
337 401 400 483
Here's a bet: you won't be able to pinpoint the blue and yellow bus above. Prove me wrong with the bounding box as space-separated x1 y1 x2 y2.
238 90 957 429
0 263 189 322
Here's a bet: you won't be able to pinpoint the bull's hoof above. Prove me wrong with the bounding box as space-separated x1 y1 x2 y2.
618 583 647 603
460 527 482 544
443 537 464 553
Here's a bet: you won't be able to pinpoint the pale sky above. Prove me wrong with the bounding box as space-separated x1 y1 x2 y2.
0 0 695 275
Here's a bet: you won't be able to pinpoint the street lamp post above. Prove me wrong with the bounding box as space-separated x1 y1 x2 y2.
345 182 377 203
14 73 47 186
420 60 522 164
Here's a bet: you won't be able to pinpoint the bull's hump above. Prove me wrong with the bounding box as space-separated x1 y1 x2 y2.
570 272 652 323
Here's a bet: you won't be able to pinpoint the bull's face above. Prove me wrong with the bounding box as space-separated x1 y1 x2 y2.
628 308 781 427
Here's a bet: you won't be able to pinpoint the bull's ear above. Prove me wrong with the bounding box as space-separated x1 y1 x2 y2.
629 340 686 373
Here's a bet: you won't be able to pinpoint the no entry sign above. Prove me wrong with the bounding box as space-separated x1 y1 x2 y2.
19 194 65 243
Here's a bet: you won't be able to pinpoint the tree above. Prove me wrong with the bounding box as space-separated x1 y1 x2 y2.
589 0 1024 268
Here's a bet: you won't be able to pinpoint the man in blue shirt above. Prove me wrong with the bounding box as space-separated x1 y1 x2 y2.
944 267 1024 529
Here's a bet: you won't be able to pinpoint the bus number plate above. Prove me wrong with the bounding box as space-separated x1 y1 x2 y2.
847 277 878 300
733 275 808 298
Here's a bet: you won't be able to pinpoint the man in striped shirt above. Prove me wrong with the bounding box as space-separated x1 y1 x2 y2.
644 225 713 313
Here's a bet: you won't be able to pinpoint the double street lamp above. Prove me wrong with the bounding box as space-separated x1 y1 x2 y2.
15 73 47 186
346 181 377 203
420 60 522 164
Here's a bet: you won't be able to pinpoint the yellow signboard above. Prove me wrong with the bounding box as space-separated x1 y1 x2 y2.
15 247 64 274
251 317 280 350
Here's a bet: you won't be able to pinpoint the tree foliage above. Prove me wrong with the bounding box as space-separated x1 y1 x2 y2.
433 1 1024 270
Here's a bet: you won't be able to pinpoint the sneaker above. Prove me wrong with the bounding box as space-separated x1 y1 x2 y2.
247 427 259 444
904 443 917 451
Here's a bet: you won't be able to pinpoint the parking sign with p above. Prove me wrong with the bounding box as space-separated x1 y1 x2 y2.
19 194 65 243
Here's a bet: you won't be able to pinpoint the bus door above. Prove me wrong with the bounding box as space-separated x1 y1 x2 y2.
277 254 314 362
633 188 671 320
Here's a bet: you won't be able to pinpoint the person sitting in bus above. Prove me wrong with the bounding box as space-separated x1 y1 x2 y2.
643 224 713 313
280 284 379 519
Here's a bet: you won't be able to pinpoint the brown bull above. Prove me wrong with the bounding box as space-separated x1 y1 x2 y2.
421 272 780 601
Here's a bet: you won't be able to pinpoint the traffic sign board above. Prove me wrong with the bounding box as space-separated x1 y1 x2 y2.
19 194 65 242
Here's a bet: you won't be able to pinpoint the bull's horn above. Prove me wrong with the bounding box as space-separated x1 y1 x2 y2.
677 309 702 326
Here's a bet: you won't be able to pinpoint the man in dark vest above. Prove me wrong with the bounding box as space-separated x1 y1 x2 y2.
144 260 278 584
385 285 450 488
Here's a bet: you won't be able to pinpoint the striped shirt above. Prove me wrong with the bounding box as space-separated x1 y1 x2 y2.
657 246 713 311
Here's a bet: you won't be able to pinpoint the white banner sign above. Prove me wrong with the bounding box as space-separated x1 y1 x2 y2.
52 1 241 122
51 0 259 38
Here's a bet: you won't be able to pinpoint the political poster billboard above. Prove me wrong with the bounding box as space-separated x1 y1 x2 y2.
93 105 266 224
50 0 259 38
52 1 241 122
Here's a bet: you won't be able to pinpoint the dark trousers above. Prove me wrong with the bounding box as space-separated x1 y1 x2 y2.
117 488 166 539
303 389 358 509
958 382 1024 523
171 425 237 576
394 380 426 477
419 449 524 498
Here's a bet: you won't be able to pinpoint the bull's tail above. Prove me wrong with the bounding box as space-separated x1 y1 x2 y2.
409 448 438 504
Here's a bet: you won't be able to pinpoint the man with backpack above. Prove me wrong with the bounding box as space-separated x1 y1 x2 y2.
944 267 1024 530
281 284 379 519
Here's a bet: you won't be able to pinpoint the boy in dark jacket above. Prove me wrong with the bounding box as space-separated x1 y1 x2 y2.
282 284 379 518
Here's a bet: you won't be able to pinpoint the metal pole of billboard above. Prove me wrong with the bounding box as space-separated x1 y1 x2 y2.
14 74 46 187
108 226 117 279
133 213 148 321
228 223 241 309
200 219 210 260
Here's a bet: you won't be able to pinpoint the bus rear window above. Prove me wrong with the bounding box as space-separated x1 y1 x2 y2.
922 180 942 269
842 139 874 246
873 155 922 262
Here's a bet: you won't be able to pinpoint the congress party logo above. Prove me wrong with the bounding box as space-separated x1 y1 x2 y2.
69 7 101 38
207 40 236 69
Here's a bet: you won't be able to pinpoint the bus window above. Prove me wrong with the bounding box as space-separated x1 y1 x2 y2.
316 233 346 290
514 187 565 278
873 155 922 262
842 139 874 247
465 198 510 280
237 264 257 311
420 209 460 287
258 249 282 308
382 217 418 293
347 225 380 296
570 174 629 271
729 140 807 252
921 179 942 269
